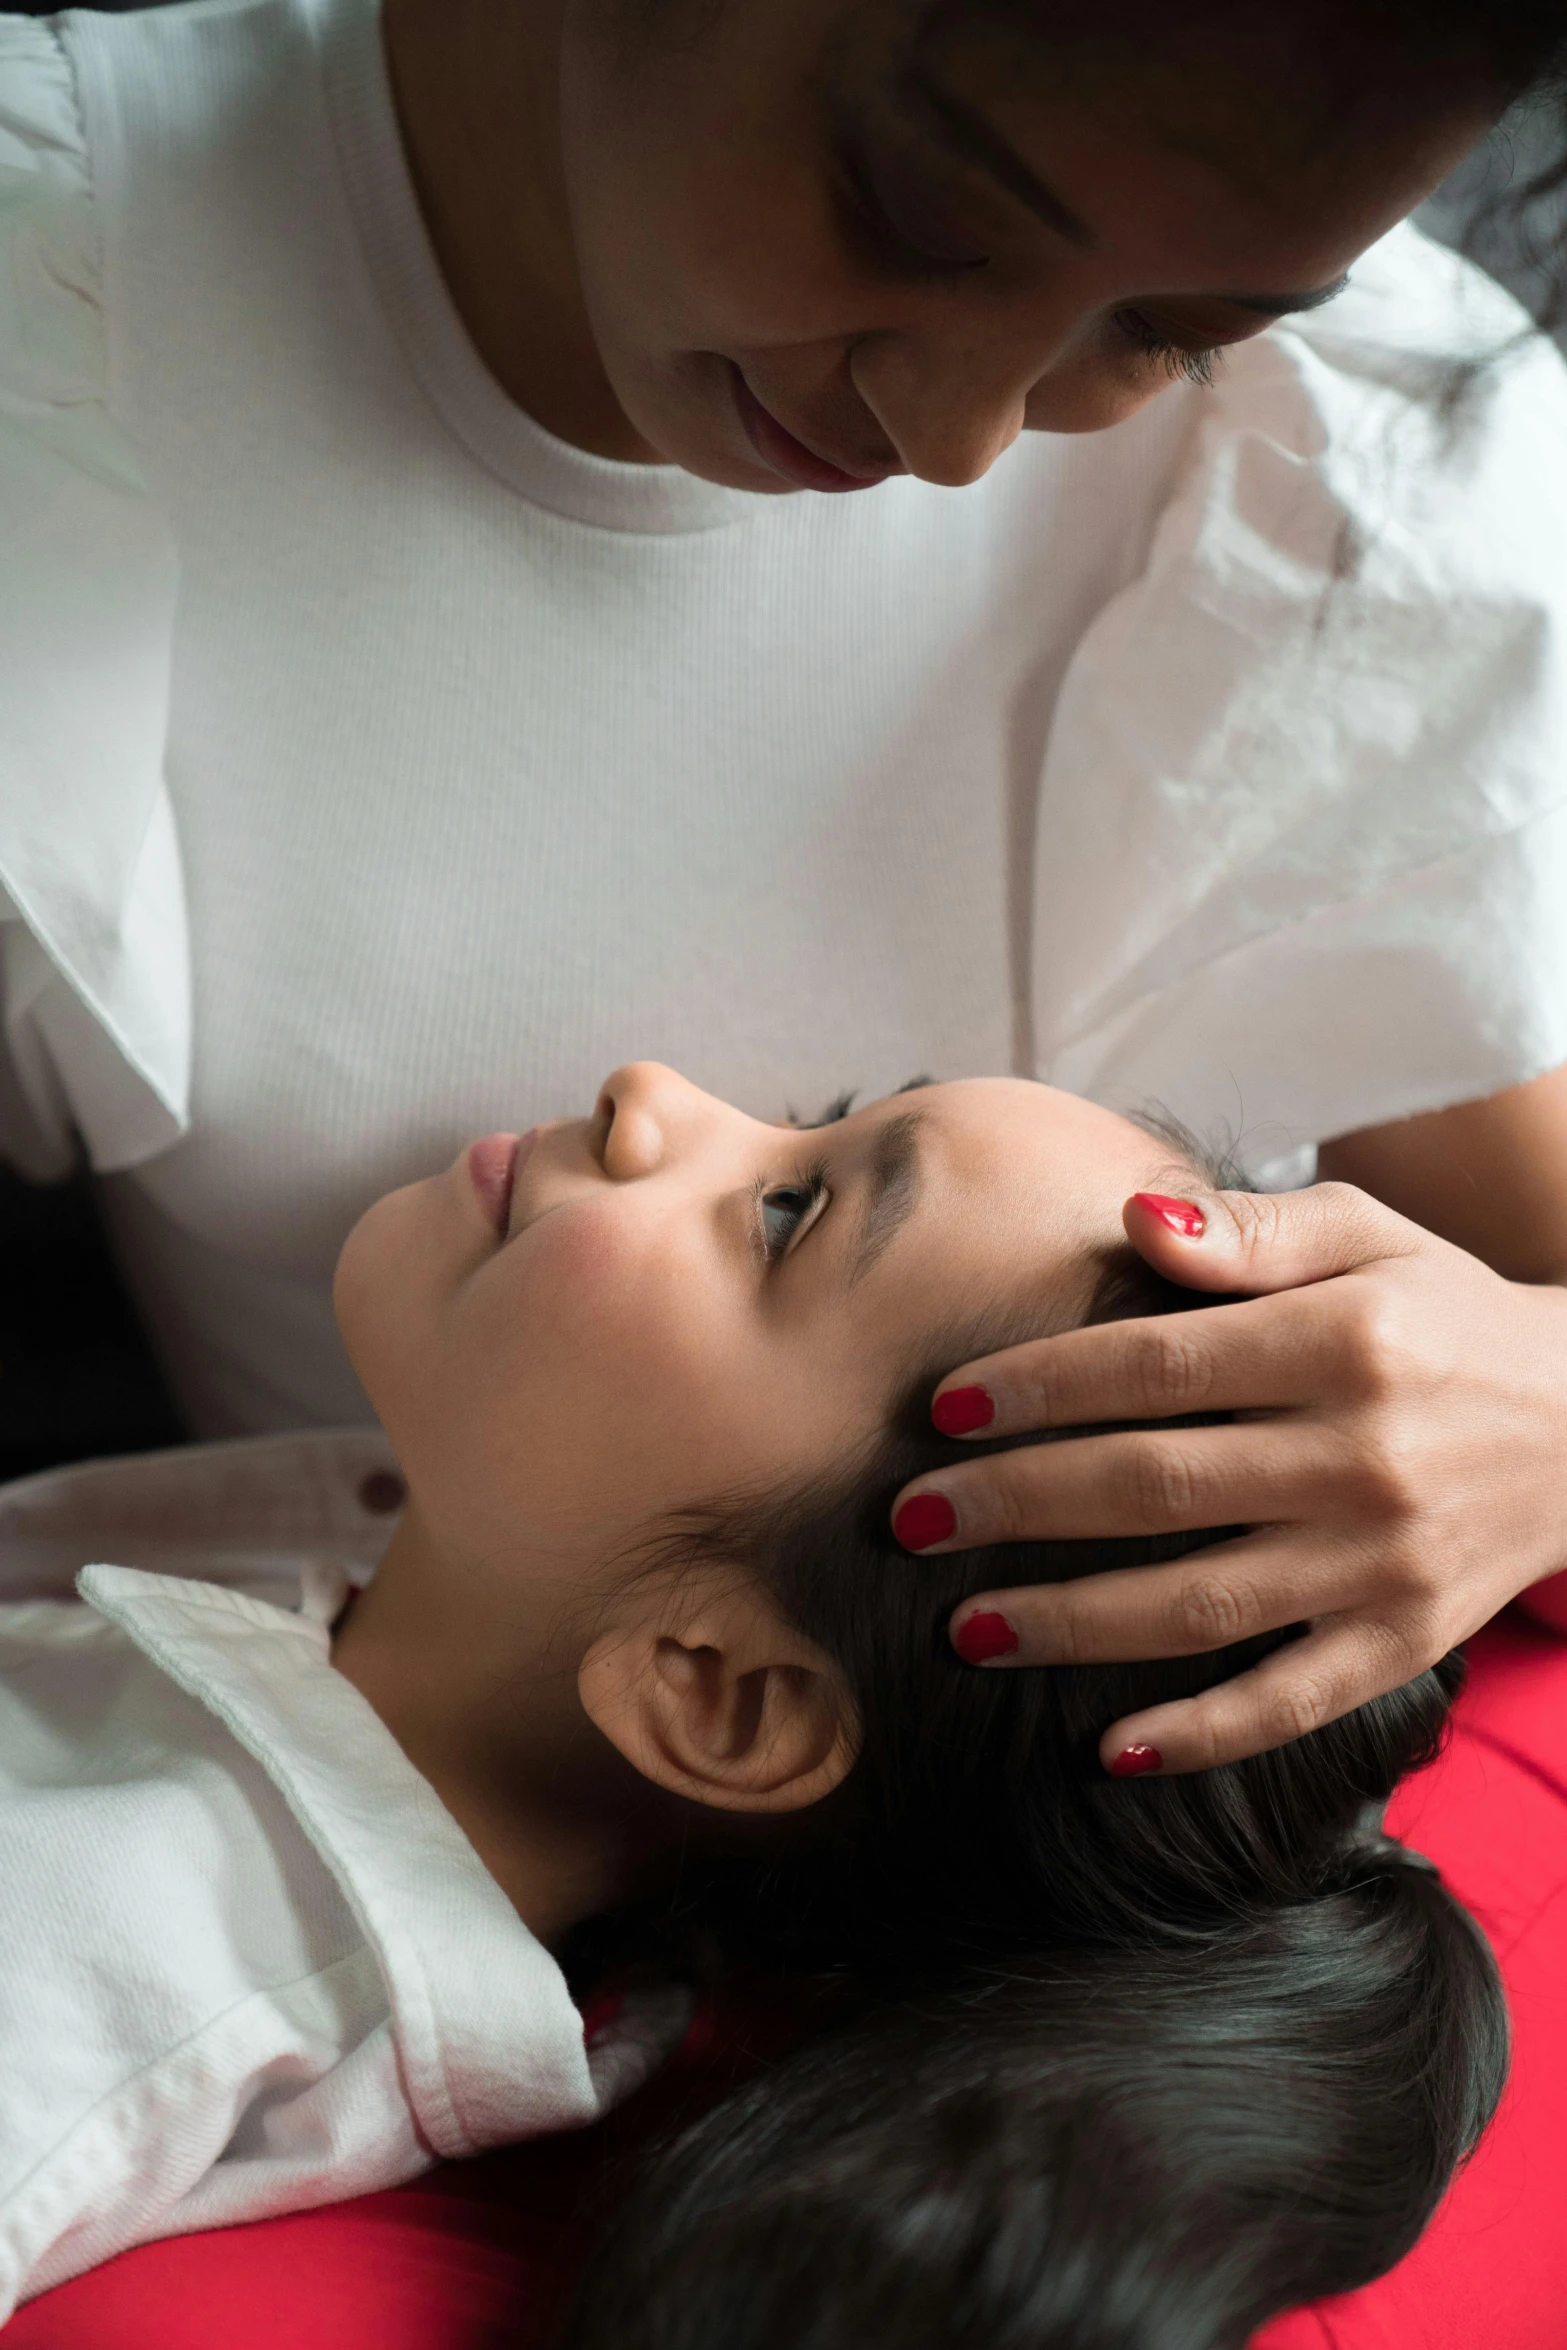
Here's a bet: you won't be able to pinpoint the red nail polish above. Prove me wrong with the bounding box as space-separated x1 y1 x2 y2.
953 1609 1019 1664
1131 1192 1205 1240
1108 1744 1164 1778
932 1384 994 1437
893 1492 958 1551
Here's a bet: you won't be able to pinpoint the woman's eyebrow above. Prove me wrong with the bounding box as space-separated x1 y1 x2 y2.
849 1111 926 1285
902 67 1096 247
898 71 1350 315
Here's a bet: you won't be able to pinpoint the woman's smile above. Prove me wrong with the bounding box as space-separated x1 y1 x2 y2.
730 365 898 492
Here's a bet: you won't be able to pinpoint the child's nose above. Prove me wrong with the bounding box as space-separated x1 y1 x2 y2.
596 1061 700 1180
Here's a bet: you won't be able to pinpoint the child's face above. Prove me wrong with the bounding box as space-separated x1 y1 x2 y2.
335 1067 1172 1585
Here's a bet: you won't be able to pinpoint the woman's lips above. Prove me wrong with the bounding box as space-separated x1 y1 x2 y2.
731 368 894 494
467 1130 535 1236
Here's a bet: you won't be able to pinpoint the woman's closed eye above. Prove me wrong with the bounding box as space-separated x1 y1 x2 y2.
834 130 990 278
756 1164 830 1266
1111 307 1223 387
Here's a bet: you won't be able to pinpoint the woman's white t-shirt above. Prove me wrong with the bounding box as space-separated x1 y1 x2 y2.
5 0 1567 1434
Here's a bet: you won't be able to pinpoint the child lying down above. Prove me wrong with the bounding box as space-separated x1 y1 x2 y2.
0 1067 1505 2347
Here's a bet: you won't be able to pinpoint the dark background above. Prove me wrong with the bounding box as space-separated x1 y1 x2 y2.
3 5 1562 1480
1 1173 182 1482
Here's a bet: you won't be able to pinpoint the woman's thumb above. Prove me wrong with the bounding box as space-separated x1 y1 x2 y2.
1122 1181 1420 1295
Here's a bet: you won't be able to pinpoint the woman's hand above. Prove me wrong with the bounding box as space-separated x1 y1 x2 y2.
891 1174 1567 1776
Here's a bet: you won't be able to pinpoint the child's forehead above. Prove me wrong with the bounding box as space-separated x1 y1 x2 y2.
829 1082 1177 1295
852 1077 1155 1158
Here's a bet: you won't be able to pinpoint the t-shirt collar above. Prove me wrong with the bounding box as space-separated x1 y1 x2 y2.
316 0 769 536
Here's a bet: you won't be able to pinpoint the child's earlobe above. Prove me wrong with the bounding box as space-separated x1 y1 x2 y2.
578 1600 856 1816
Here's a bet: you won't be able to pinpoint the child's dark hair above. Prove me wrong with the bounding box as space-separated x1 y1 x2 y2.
562 1247 1507 2350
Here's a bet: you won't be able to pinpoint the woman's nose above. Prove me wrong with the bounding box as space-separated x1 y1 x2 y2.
853 333 1032 487
595 1061 701 1181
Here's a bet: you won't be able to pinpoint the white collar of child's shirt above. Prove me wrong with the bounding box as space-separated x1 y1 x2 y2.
44 1434 691 2155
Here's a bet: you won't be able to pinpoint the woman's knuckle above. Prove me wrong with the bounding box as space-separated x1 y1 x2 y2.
1043 1599 1091 1668
1378 1539 1440 1605
1013 1350 1067 1425
1180 1706 1236 1772
1139 1325 1211 1412
985 1464 1038 1544
1391 1621 1442 1686
1348 1422 1424 1524
1176 1572 1246 1649
1367 1599 1445 1683
1276 1671 1338 1742
1131 1439 1199 1524
1311 1179 1373 1224
1224 1191 1285 1266
1336 1295 1418 1405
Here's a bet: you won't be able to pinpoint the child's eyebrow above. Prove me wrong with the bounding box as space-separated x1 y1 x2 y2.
848 1111 926 1285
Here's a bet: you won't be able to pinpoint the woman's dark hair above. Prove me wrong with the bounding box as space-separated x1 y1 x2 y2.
562 1247 1508 2350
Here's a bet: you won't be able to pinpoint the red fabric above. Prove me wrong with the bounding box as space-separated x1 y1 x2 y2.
12 1615 1567 2350
1256 1612 1567 2350
4 1994 791 2350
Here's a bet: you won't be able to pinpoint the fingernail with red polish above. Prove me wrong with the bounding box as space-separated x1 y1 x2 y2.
953 1609 1019 1664
932 1384 994 1437
893 1492 958 1551
1108 1744 1164 1778
1132 1192 1206 1240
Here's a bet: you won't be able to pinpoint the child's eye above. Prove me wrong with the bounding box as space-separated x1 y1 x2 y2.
758 1170 828 1264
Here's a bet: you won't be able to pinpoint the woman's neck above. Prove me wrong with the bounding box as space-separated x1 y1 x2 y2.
331 1508 672 1944
381 0 661 460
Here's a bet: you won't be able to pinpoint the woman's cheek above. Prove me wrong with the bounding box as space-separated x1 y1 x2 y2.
1022 354 1164 436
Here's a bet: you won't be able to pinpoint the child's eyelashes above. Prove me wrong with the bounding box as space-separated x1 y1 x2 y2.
755 1162 831 1266
1111 308 1223 388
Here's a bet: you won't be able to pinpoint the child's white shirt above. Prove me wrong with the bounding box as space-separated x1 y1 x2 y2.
0 1431 686 2322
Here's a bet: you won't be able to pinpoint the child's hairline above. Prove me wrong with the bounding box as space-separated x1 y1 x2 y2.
796 1078 1247 1192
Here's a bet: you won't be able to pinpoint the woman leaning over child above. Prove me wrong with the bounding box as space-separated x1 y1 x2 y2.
0 1067 1505 2347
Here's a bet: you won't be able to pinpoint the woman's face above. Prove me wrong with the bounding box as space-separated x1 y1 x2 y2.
554 0 1500 488
334 1067 1177 1582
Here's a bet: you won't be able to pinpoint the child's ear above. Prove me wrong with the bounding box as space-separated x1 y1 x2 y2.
578 1580 858 1815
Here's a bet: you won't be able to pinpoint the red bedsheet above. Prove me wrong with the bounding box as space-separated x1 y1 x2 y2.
13 1609 1566 2350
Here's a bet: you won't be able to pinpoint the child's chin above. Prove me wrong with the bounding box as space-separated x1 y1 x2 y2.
331 1183 442 1390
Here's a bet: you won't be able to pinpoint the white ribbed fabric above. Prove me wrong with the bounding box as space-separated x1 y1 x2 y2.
0 1433 689 2320
5 0 1567 1432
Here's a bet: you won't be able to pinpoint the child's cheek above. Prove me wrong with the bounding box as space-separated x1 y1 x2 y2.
481 1202 757 1471
523 1197 635 1292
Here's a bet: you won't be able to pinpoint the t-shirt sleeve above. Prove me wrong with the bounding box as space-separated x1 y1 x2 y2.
1032 223 1567 1179
0 16 187 1180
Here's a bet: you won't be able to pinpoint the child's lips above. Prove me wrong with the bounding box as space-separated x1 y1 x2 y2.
467 1129 536 1237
